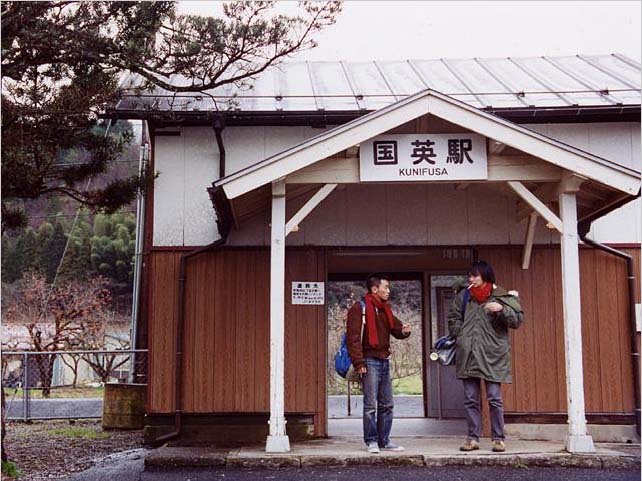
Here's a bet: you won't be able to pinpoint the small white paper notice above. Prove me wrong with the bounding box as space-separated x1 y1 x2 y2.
292 282 324 305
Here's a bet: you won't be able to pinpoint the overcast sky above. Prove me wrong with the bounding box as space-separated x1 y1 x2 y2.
178 1 641 62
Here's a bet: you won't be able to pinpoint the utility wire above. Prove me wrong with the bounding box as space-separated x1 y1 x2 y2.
37 120 114 321
27 210 136 221
54 158 139 166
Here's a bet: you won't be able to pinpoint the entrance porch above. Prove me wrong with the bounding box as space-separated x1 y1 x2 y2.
145 436 641 469
210 88 639 454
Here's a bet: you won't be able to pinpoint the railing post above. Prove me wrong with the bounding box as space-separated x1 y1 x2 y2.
347 380 351 416
1 349 147 422
23 352 29 422
127 351 134 384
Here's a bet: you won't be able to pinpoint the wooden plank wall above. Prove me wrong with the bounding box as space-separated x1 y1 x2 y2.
147 245 639 432
146 247 328 435
180 249 271 413
285 249 327 435
627 247 641 395
147 251 182 413
478 245 638 414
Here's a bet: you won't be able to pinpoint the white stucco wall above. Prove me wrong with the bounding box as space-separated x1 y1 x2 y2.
224 126 330 175
526 122 640 244
526 122 640 170
152 122 641 247
153 127 219 246
152 126 327 246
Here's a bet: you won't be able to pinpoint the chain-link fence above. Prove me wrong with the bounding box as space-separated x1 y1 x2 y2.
1 349 147 421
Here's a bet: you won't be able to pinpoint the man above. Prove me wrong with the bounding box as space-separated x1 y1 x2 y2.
347 274 412 454
448 260 523 453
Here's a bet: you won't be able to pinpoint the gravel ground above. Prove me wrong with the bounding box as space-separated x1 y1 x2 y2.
3 419 144 480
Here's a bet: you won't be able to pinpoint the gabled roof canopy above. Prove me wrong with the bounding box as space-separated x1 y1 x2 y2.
207 88 640 238
214 88 640 199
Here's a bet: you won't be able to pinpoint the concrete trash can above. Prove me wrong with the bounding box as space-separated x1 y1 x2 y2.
102 383 147 429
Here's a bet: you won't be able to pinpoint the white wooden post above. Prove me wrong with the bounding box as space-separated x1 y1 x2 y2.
559 190 595 453
266 179 290 453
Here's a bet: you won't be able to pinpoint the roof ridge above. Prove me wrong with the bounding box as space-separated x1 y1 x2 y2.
282 53 639 65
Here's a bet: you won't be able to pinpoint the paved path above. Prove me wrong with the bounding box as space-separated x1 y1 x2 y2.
328 417 466 437
328 395 426 418
5 397 102 419
6 394 426 420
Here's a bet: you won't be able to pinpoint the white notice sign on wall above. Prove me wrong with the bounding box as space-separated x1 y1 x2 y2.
291 282 325 305
360 133 487 182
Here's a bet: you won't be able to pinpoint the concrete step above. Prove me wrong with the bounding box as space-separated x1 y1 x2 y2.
144 438 641 470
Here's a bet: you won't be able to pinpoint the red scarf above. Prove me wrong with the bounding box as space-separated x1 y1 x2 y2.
470 283 492 304
364 293 395 347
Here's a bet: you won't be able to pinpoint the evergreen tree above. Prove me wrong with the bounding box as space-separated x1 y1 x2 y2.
11 227 40 279
45 196 64 218
93 213 111 238
1 235 17 282
36 222 53 239
91 235 115 279
90 213 136 283
53 213 69 232
58 239 80 282
21 228 39 274
77 229 93 279
12 232 26 278
34 222 53 275
39 221 67 282
59 224 93 282
76 218 93 239
2 227 40 284
1 1 341 232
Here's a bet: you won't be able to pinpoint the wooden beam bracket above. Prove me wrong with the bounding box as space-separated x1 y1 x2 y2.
285 183 337 236
508 181 563 233
522 212 538 270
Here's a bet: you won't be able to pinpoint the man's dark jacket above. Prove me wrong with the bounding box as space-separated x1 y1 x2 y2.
346 300 410 370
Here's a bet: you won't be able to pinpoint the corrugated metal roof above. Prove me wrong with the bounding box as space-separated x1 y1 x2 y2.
115 53 641 113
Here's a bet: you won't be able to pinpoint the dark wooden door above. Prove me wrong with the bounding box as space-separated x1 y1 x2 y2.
432 287 466 419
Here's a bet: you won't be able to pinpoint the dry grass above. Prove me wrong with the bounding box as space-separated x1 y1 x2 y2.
4 386 104 399
3 419 143 479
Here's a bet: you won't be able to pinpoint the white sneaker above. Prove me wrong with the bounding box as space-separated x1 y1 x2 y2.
381 442 405 452
367 442 380 454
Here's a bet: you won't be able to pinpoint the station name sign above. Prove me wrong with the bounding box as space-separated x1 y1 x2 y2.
359 133 487 182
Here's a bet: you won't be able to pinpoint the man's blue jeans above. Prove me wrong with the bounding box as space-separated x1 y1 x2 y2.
361 357 394 447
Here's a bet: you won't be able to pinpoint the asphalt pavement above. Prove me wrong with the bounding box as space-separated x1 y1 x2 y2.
5 397 103 419
6 394 424 420
140 467 641 481
65 464 641 481
328 395 424 418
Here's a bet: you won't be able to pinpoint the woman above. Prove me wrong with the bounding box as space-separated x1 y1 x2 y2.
447 260 523 453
